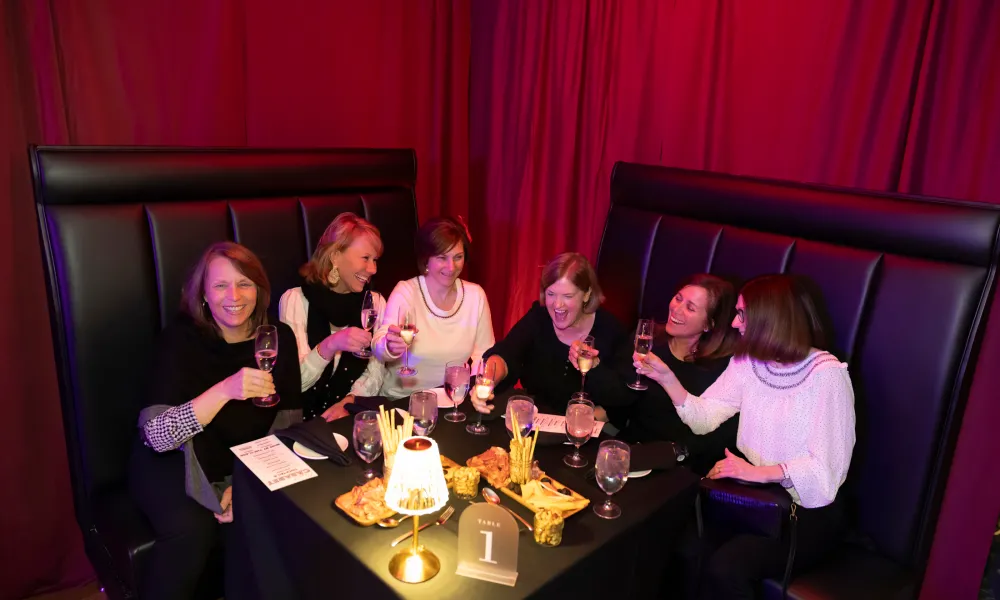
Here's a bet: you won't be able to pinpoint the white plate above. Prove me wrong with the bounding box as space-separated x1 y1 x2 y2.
292 432 349 461
628 469 652 478
428 386 465 408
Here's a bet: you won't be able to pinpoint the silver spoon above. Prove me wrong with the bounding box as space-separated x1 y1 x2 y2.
376 513 413 528
482 487 533 531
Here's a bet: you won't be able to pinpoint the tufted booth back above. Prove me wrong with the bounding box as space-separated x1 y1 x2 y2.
31 147 418 530
596 162 1000 575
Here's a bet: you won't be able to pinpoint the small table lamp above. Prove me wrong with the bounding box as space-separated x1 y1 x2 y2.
384 436 450 583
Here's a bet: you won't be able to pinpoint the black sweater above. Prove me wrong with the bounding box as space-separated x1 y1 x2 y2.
144 314 302 482
484 302 630 414
619 339 737 475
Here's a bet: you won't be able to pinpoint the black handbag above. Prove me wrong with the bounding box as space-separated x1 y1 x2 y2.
696 477 799 598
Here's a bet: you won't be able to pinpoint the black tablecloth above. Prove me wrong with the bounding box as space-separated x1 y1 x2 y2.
230 400 699 599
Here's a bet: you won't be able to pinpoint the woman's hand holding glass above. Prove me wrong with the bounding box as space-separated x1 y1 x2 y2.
632 350 678 387
217 367 275 401
320 327 372 358
384 324 418 357
568 339 600 371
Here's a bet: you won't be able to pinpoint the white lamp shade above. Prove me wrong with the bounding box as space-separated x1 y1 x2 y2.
384 436 449 516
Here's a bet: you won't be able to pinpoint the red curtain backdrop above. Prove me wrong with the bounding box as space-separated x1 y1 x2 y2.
3 1 1000 597
469 3 1000 600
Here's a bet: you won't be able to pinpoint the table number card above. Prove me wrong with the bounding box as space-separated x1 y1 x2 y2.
456 503 519 586
232 435 318 491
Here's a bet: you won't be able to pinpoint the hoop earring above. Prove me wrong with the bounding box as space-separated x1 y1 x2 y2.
328 265 341 286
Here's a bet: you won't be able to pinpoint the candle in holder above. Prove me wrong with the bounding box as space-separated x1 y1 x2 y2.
533 509 564 547
475 378 493 400
452 466 481 500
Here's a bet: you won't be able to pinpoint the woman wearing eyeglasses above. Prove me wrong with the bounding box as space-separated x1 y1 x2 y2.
635 274 855 599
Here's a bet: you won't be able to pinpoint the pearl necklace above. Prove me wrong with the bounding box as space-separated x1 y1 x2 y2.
418 276 465 319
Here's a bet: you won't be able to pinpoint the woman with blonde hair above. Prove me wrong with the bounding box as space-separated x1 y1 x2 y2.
279 213 386 421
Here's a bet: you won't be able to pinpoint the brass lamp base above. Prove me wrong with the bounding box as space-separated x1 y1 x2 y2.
388 513 441 583
388 545 441 583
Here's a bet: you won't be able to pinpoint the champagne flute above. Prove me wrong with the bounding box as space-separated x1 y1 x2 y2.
397 306 417 376
564 392 595 467
353 290 377 359
466 362 495 436
593 439 630 519
627 319 654 391
408 391 438 436
505 395 536 439
253 325 280 407
353 411 383 484
577 335 596 392
443 360 470 423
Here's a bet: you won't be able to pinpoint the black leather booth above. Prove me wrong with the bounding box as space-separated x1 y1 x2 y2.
31 146 419 599
596 162 1000 599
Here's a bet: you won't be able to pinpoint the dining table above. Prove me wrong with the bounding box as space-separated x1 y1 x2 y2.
229 398 700 599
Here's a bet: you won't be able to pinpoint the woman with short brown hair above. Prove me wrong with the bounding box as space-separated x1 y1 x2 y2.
635 274 855 597
372 216 495 399
473 252 630 416
130 242 301 600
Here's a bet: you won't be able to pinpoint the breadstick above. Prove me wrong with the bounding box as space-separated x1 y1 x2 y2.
512 413 522 445
376 407 390 448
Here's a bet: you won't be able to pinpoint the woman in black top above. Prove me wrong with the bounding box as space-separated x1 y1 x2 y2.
129 242 301 600
619 274 740 475
474 252 629 416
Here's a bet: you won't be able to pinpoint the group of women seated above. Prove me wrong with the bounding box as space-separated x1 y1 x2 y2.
130 212 856 600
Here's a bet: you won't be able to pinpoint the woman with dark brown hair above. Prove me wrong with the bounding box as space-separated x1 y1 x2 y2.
472 251 630 415
129 242 301 600
635 274 855 599
372 216 495 399
618 274 742 475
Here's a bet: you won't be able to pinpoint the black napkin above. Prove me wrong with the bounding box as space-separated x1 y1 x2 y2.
345 395 394 416
628 441 678 472
274 418 352 465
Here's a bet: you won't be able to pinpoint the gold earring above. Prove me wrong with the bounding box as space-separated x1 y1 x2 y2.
329 265 341 286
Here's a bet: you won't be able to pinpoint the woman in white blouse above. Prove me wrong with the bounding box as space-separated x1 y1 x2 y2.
279 213 386 421
372 216 495 400
635 274 855 599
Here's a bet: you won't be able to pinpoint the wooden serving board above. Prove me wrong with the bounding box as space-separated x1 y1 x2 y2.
499 473 590 518
334 480 396 527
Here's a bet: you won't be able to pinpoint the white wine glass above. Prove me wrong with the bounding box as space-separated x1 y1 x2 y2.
577 335 596 393
443 360 470 423
353 290 377 359
408 391 438 436
353 411 383 484
594 439 629 519
466 362 495 436
253 324 280 407
564 392 594 468
627 319 654 391
397 306 417 376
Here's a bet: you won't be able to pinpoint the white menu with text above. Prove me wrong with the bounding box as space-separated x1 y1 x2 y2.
232 435 318 491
